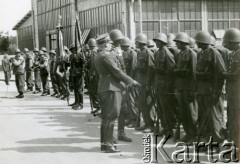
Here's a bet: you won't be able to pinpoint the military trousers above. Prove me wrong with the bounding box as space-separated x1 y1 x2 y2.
40 73 49 93
99 91 122 144
138 86 154 127
177 90 198 137
15 74 25 94
60 73 69 96
34 70 41 91
4 71 11 85
88 79 100 108
50 73 59 94
155 90 175 132
126 86 138 122
26 71 34 90
72 75 83 105
226 82 240 145
197 94 224 142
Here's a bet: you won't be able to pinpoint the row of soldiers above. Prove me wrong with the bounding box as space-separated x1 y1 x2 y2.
92 28 240 153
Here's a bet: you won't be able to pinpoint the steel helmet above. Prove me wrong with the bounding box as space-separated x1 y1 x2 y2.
147 40 156 47
153 33 167 44
174 32 190 44
195 31 211 44
15 48 21 54
41 47 47 52
135 33 148 44
223 28 240 43
39 50 44 55
109 29 124 42
49 50 56 55
210 36 216 46
24 48 29 52
189 38 196 48
88 38 97 47
33 48 39 52
168 33 176 40
121 37 131 46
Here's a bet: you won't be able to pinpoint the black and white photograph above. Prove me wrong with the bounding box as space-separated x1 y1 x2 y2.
0 0 240 163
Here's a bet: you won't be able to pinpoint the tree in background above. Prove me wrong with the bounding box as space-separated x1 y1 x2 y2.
0 31 17 55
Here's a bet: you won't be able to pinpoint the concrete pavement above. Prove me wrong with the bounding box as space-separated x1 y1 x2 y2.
0 81 227 164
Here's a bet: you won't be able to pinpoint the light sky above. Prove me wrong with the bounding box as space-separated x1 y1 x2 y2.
0 0 31 36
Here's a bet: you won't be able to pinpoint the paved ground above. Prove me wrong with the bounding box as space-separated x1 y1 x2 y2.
0 79 231 164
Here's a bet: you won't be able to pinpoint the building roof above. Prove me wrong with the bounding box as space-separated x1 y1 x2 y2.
12 10 32 30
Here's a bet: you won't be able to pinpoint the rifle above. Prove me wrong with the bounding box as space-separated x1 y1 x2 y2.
56 15 70 106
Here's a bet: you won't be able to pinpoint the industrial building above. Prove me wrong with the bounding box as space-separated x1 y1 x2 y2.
13 0 240 50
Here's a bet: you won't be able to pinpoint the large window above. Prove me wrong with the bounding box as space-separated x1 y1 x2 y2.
134 0 202 38
79 1 122 38
207 0 240 32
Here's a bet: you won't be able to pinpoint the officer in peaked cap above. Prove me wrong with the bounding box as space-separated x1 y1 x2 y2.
95 33 140 153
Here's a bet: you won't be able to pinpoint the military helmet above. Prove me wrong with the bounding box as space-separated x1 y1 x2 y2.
49 50 56 55
69 43 75 50
39 50 44 55
41 47 47 52
195 31 211 44
121 37 131 46
189 38 196 48
147 40 156 47
210 36 216 46
33 48 39 52
167 33 176 47
223 28 240 43
174 32 190 44
15 48 21 54
85 44 90 50
24 48 29 52
135 33 148 44
109 29 124 42
88 38 97 47
153 33 167 44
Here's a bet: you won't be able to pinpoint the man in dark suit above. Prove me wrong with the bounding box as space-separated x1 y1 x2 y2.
94 33 140 153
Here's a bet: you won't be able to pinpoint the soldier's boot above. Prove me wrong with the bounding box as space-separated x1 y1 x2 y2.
101 120 106 151
104 121 120 153
72 93 79 109
118 130 132 142
70 91 78 106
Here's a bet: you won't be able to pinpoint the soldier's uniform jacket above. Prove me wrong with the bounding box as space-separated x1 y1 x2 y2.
33 54 41 72
175 46 197 91
167 46 180 62
111 46 126 73
88 47 98 79
152 46 175 92
39 55 49 75
70 52 84 76
25 53 33 72
225 49 240 84
94 48 134 93
50 56 58 75
196 46 226 95
122 48 137 79
136 46 155 86
12 55 25 75
214 46 230 67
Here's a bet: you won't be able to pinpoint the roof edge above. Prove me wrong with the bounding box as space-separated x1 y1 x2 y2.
12 10 32 30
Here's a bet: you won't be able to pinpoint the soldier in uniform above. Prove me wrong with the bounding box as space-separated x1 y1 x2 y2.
195 31 226 145
152 33 176 137
2 54 12 85
38 50 50 96
32 48 42 93
12 49 25 98
134 33 155 133
121 37 138 128
87 38 100 112
109 29 133 142
41 47 49 59
49 50 60 97
167 33 180 61
174 32 198 142
24 48 34 92
69 44 84 110
94 33 140 153
222 28 240 149
147 40 158 53
189 37 199 54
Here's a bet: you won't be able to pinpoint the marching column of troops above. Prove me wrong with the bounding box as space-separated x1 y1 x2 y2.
7 28 240 154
